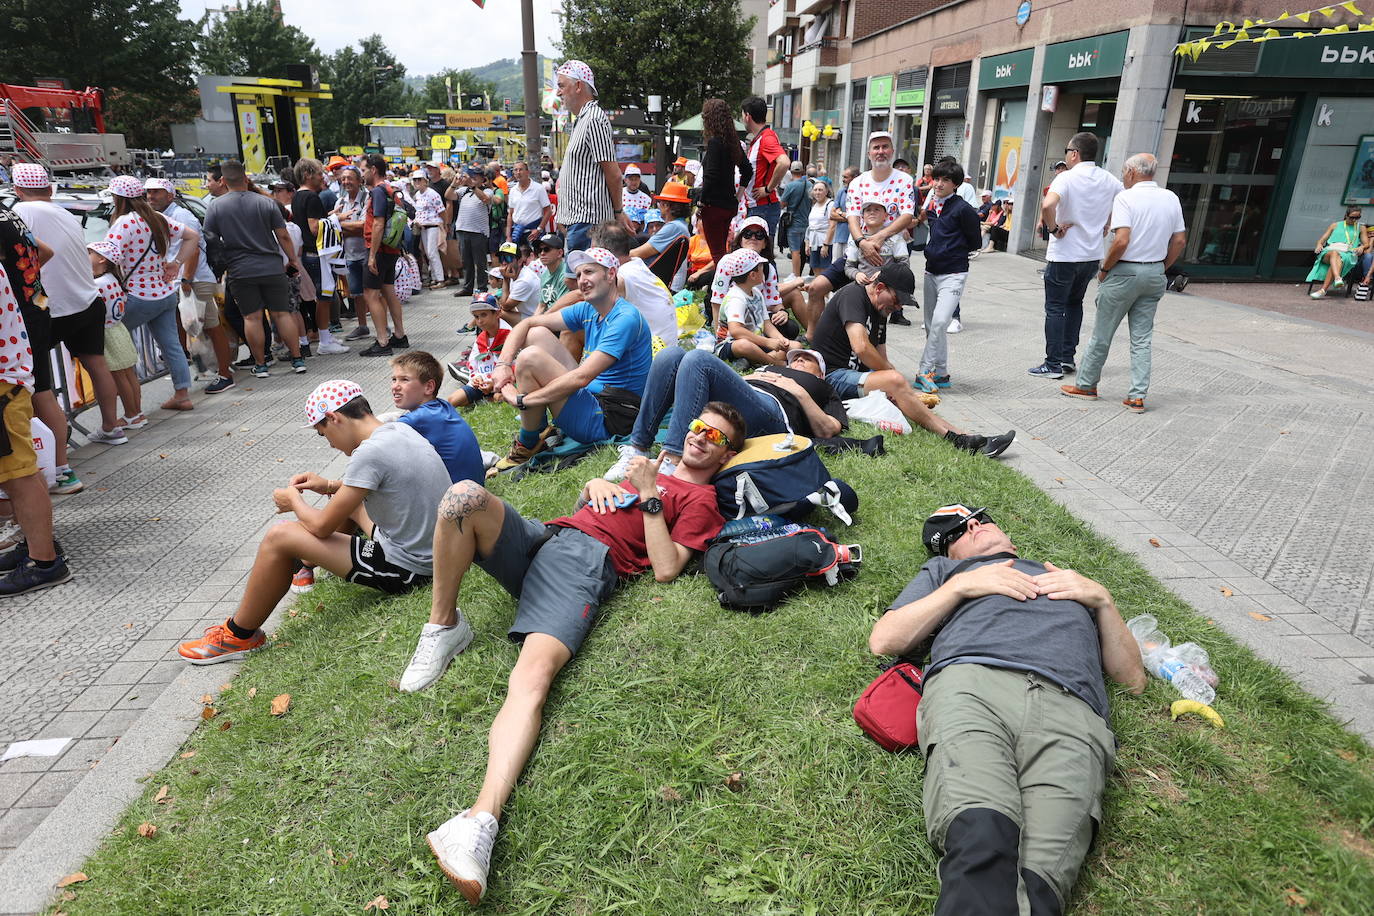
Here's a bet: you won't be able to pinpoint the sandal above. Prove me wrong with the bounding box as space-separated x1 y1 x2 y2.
120 414 148 430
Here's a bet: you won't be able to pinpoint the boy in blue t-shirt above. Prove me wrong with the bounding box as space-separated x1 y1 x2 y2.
391 351 484 484
487 247 652 471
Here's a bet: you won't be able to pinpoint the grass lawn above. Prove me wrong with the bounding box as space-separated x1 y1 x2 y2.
52 403 1374 915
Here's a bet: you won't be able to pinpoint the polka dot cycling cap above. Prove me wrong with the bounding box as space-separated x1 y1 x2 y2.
565 247 620 273
109 175 146 198
11 163 51 188
716 247 763 279
555 60 596 95
303 379 365 427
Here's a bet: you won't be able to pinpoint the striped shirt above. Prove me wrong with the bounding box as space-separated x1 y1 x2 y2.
452 187 490 235
557 100 615 226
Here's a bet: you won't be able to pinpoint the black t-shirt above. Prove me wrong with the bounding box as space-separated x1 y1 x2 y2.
812 283 887 373
291 188 326 255
0 205 45 310
747 366 847 437
431 178 450 201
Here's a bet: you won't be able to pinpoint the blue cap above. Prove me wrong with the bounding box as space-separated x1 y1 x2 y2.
643 207 664 224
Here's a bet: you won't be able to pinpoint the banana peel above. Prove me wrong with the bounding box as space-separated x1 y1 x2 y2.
1170 699 1225 728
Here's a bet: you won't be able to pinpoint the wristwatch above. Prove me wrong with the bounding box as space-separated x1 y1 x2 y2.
639 496 663 515
515 393 527 411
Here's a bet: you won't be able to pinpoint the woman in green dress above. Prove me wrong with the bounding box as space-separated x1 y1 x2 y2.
1307 205 1368 299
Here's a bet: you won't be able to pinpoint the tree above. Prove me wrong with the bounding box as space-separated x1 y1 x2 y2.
196 0 322 76
0 0 200 148
559 0 755 126
313 36 413 151
418 69 498 112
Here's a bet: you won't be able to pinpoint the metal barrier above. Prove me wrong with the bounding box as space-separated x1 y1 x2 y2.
50 324 169 436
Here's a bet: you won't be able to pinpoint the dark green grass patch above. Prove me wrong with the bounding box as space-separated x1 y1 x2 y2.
55 404 1374 915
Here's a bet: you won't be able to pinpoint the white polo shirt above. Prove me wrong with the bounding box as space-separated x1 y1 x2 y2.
507 179 551 227
1110 181 1185 263
1045 161 1123 263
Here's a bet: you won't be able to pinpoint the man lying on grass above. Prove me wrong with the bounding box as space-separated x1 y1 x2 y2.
177 380 451 663
405 402 745 904
869 503 1146 915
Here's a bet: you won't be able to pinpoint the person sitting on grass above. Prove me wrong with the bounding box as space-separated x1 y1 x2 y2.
177 380 451 664
844 200 911 282
493 240 541 323
870 503 1145 915
811 262 1015 457
604 345 845 481
713 248 800 368
411 403 745 903
488 247 652 472
390 351 484 484
447 295 510 408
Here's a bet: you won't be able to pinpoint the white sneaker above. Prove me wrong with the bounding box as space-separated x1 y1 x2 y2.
317 340 350 355
428 809 499 904
0 521 22 552
605 443 649 482
947 319 963 334
399 616 474 693
1310 289 1326 299
88 426 128 445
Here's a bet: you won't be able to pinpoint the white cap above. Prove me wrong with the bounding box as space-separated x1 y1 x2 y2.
624 164 641 176
867 131 894 145
144 178 175 193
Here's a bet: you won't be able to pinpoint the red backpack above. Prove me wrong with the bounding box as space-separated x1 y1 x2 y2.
853 661 924 751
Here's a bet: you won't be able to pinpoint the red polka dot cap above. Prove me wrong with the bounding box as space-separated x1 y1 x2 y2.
303 379 365 427
109 175 146 198
717 247 764 280
11 163 51 188
555 59 597 95
565 247 620 273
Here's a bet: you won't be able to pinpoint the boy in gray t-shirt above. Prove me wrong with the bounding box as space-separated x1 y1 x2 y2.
177 379 450 666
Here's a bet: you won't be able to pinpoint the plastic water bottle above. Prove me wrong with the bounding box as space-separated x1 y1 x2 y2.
1173 642 1219 688
1126 614 1170 658
1149 648 1216 705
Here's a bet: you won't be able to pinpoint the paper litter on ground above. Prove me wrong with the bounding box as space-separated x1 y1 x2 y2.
2 737 73 761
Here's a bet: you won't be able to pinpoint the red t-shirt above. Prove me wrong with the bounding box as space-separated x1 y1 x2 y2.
747 127 785 208
363 182 402 255
551 474 723 577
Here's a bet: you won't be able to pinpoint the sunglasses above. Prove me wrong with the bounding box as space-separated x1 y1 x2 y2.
940 510 994 555
739 229 768 240
1064 147 1078 155
688 417 732 450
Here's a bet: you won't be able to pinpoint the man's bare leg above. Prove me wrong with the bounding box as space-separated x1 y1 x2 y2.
381 285 406 341
427 482 507 626
863 369 954 436
364 288 391 345
230 522 353 631
803 275 833 340
511 327 578 432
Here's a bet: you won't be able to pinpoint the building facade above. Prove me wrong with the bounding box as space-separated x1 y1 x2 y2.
770 0 1374 278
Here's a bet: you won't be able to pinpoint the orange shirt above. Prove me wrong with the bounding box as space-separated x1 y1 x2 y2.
688 233 713 273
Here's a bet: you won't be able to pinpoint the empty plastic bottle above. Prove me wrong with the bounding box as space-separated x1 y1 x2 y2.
1173 641 1219 688
1126 614 1170 657
1149 648 1216 705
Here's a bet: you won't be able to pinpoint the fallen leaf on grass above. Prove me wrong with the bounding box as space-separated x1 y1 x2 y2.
179 751 196 759
248 687 257 698
1337 748 1357 762
1148 538 1161 548
57 872 89 888
659 785 683 802
137 822 158 838
1220 587 1233 597
289 608 299 617
724 772 744 793
154 785 170 804
1283 887 1307 906
201 707 217 720
218 720 232 731
364 895 390 910
60 890 77 901
1248 611 1273 622
270 694 291 716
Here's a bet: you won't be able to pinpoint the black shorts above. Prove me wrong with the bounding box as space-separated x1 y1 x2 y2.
346 534 431 595
364 252 399 290
821 260 851 291
18 300 52 394
229 274 293 314
49 296 106 358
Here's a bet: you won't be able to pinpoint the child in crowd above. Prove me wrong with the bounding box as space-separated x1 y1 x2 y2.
805 181 835 274
391 351 484 485
714 248 799 367
447 296 510 408
178 379 451 664
87 241 145 431
845 200 911 281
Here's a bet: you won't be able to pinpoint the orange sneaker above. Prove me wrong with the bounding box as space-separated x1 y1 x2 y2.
1122 397 1146 412
178 620 266 665
1060 384 1099 400
290 566 315 594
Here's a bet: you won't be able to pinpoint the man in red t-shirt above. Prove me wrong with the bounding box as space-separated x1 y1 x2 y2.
415 402 745 903
359 153 409 356
741 96 791 238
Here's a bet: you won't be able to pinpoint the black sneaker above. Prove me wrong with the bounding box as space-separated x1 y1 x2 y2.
205 376 236 394
981 430 1016 458
889 312 912 326
0 539 64 573
453 288 474 298
944 431 988 454
344 326 370 342
391 335 410 349
234 354 273 369
359 342 393 357
1027 362 1064 379
299 343 314 358
0 556 72 598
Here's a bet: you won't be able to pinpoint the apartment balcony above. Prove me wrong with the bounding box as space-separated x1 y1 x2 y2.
790 36 843 88
767 0 798 35
764 52 793 96
797 0 837 15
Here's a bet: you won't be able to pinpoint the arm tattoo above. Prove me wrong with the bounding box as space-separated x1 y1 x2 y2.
438 482 491 533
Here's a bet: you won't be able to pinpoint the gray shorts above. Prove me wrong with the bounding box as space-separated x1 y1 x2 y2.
475 501 617 654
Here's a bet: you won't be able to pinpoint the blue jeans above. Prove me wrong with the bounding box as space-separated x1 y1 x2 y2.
511 218 543 247
123 293 190 391
1042 260 1098 369
749 201 782 239
565 222 594 252
346 258 367 298
631 348 787 454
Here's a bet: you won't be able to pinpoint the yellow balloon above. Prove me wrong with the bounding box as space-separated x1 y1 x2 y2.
822 125 835 138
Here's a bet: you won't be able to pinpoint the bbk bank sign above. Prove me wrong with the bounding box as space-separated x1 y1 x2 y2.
1320 43 1374 64
1043 31 1128 83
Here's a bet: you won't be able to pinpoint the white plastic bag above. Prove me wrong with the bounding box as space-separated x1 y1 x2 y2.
177 287 204 339
843 391 912 435
31 418 57 488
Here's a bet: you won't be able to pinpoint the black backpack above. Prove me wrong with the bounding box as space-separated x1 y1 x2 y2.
703 523 861 611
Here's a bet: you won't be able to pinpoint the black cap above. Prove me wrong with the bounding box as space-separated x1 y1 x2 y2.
533 231 565 251
875 262 918 310
922 504 990 556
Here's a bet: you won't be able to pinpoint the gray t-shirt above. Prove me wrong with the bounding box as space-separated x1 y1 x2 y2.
203 190 287 279
341 422 450 576
887 553 1111 722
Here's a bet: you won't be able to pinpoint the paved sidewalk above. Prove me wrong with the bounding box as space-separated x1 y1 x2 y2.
2 253 1373 910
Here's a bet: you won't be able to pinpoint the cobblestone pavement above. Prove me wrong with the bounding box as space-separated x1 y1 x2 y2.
3 254 1373 910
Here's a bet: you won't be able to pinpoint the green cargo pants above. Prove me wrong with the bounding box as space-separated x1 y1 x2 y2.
917 663 1117 915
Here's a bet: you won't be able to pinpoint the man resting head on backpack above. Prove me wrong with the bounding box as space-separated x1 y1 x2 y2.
869 504 1145 915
